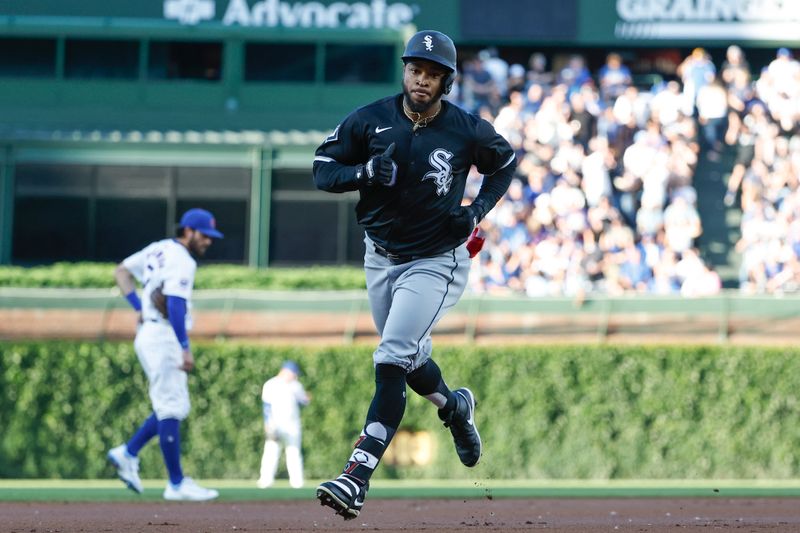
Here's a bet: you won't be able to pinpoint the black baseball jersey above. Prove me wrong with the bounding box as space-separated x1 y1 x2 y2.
313 94 516 257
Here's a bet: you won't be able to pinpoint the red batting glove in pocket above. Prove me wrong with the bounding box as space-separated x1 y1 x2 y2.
466 227 485 258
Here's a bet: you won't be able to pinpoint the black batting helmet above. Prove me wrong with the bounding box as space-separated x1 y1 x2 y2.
402 30 457 95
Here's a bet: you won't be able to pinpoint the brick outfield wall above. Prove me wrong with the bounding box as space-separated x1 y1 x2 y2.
1 308 798 345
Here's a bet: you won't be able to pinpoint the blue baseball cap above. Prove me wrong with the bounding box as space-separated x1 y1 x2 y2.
778 47 792 58
180 208 223 238
281 360 301 375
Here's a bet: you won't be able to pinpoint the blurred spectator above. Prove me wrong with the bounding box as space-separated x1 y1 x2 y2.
721 45 750 90
606 85 641 153
696 77 728 156
677 248 722 297
526 52 554 89
479 47 509 97
598 52 632 104
764 48 800 133
460 57 499 114
617 243 652 293
663 195 702 254
677 47 716 116
558 54 592 97
766 48 800 93
580 136 614 208
650 80 685 127
507 63 527 94
568 89 597 150
724 100 768 207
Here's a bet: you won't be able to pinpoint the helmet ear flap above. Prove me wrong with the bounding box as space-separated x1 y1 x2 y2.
444 71 455 95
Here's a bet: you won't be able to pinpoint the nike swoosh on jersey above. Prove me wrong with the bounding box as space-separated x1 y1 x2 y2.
375 126 392 133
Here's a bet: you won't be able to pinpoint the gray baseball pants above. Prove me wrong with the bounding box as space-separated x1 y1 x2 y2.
364 233 470 372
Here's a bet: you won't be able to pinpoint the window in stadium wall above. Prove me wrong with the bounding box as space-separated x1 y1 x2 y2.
0 38 56 78
175 166 250 263
148 41 223 81
244 42 316 82
12 164 93 261
270 199 340 263
269 169 361 265
324 44 394 83
94 165 172 261
64 39 139 80
12 163 248 264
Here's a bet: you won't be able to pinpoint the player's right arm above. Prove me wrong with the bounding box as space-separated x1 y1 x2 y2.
116 248 148 321
262 382 277 439
313 113 369 193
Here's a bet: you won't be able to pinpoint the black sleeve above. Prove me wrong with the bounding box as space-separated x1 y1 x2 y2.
312 111 369 193
471 118 517 219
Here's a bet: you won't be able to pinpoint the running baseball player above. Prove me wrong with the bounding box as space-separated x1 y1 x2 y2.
107 208 222 501
257 360 311 489
312 30 516 519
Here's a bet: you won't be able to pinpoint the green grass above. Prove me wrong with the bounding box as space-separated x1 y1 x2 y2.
2 479 800 501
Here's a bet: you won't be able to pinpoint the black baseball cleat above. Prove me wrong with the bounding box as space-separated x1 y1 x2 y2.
440 387 482 467
316 474 369 520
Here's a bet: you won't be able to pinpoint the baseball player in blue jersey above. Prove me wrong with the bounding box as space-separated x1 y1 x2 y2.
313 30 516 519
107 208 222 501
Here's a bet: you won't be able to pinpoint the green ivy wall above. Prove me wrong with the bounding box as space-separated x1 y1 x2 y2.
2 342 799 480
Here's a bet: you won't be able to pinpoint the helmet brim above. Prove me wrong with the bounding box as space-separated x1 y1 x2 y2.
402 55 455 73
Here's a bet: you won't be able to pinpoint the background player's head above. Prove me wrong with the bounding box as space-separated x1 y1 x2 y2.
401 30 456 113
176 208 224 257
280 360 301 380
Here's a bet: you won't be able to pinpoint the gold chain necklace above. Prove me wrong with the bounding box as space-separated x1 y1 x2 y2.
403 100 441 132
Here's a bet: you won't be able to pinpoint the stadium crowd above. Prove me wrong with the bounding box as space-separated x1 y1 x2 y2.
448 45 800 296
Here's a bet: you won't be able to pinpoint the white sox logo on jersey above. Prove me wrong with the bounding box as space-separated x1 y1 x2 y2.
422 148 454 196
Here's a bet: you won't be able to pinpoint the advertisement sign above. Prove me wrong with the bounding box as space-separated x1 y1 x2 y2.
167 0 413 29
5 0 800 45
581 0 800 44
2 0 456 33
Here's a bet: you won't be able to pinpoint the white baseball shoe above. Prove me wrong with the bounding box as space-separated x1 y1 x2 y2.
163 477 219 501
256 477 273 489
107 444 143 494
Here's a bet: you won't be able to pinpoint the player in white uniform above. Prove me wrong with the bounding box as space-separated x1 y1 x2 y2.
107 208 222 501
257 360 311 489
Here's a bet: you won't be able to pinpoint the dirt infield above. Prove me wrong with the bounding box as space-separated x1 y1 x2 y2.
3 498 800 532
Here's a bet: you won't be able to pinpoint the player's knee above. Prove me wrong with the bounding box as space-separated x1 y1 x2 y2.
406 359 442 396
375 362 406 380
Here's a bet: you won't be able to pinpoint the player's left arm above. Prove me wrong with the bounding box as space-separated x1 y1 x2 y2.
449 120 517 239
162 259 196 371
296 383 311 407
470 118 517 218
165 295 193 371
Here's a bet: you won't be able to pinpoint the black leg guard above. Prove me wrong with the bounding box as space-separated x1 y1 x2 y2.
343 363 406 483
407 359 456 412
367 363 407 427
